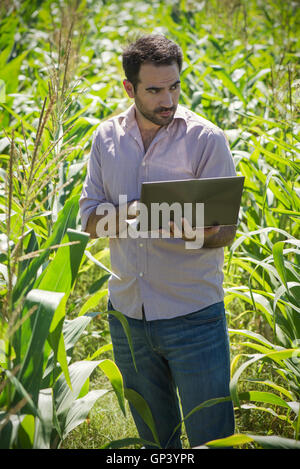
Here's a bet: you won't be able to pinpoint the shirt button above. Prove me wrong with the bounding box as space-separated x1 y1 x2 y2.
139 272 144 277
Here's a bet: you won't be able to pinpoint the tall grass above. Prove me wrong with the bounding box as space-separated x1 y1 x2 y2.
0 0 299 449
0 0 132 449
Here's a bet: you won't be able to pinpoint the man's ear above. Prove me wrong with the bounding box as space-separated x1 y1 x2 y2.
123 79 135 98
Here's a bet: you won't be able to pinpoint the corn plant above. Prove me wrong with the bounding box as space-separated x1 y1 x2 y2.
0 78 129 446
0 0 132 449
221 112 300 441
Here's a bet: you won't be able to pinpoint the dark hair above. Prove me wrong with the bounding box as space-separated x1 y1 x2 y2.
122 34 183 90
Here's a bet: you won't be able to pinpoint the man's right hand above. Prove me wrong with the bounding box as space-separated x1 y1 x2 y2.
85 199 139 239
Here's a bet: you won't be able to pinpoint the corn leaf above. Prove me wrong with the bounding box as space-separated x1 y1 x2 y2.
239 390 290 409
78 288 108 316
204 433 300 449
98 359 126 416
63 389 108 439
53 360 102 438
12 194 81 304
13 289 65 410
125 388 160 446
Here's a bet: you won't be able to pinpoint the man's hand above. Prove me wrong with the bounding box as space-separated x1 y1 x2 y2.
127 200 140 219
167 218 220 241
85 200 139 238
167 218 236 248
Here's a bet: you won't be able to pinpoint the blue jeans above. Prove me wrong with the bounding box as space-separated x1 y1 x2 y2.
107 300 234 449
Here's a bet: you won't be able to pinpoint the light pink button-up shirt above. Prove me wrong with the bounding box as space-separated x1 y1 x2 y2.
80 104 236 320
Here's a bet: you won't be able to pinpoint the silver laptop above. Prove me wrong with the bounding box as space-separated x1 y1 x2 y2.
140 176 245 228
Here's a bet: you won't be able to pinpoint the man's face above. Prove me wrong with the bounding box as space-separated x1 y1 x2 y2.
124 62 181 128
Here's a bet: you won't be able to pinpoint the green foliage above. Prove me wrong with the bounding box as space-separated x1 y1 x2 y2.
0 0 137 449
0 0 299 450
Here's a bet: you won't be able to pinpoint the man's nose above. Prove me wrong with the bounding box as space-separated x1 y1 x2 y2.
160 91 173 108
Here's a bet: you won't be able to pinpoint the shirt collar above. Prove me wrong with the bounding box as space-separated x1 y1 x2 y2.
119 103 188 132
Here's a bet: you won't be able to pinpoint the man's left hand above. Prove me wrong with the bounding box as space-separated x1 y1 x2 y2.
168 219 220 242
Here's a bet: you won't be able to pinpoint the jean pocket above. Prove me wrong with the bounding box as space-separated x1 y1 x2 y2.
182 302 224 326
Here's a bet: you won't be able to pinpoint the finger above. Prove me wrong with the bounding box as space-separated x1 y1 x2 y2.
171 220 183 238
204 225 221 236
180 218 196 241
181 217 194 237
159 222 174 238
166 221 178 238
127 200 139 218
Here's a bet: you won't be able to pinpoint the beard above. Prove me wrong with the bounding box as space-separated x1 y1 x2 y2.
134 95 177 127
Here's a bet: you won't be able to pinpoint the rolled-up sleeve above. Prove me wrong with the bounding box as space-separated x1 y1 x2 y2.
79 129 107 231
196 127 236 178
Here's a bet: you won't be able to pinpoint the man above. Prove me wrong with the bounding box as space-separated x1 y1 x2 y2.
80 34 236 449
